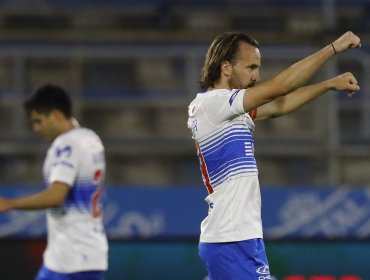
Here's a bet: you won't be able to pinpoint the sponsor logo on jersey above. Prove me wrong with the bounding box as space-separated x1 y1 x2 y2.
256 265 270 275
56 145 72 158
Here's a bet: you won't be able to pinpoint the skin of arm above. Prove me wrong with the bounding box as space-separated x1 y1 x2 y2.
243 31 361 113
0 182 70 212
254 72 360 121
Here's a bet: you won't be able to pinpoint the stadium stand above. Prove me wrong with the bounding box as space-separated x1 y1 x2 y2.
0 0 368 187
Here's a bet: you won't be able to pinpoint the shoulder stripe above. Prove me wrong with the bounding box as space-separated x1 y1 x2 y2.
229 89 241 106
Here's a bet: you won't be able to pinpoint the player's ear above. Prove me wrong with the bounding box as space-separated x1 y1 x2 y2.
50 109 64 121
221 60 232 77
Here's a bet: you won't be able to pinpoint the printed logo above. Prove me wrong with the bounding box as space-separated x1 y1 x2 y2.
229 90 241 106
55 145 72 158
256 265 270 275
190 118 198 136
258 276 272 280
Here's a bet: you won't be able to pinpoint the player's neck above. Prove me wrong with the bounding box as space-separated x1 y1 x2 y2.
59 119 76 135
210 79 233 91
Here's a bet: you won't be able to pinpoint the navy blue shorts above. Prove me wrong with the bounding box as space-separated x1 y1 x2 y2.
35 265 105 280
199 238 271 280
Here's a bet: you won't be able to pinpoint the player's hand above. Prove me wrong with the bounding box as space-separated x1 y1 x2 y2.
0 197 11 213
331 31 361 54
329 72 360 97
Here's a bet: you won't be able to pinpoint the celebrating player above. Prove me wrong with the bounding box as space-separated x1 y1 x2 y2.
188 31 361 279
0 84 108 280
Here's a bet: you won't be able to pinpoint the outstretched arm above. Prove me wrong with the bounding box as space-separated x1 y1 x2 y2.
243 31 361 112
0 182 69 212
254 72 360 121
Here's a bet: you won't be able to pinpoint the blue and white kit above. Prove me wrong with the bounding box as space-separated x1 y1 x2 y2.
42 127 108 273
188 89 270 279
188 89 263 242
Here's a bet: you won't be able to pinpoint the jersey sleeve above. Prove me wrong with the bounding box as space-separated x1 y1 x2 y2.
48 137 79 187
205 89 246 125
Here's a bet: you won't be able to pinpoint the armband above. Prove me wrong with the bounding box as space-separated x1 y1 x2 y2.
248 108 257 120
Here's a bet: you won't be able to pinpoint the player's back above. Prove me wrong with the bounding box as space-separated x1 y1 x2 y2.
43 127 108 273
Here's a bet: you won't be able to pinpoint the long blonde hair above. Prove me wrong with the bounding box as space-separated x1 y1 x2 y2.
200 32 259 91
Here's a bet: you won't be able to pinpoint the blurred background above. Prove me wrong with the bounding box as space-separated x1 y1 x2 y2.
0 0 369 279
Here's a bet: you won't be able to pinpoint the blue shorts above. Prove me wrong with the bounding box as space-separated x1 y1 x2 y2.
199 238 271 280
35 265 105 280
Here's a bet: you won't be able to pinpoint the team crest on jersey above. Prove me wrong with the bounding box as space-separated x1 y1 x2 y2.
229 89 241 106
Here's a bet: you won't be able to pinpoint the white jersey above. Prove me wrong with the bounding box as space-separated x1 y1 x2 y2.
42 127 108 273
187 89 263 243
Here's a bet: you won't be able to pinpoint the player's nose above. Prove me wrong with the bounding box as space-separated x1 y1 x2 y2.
252 70 260 83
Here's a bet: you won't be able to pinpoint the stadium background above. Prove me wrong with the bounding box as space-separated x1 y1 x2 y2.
0 0 369 279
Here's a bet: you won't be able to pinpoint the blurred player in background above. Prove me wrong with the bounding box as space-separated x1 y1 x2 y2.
0 84 108 280
188 31 361 279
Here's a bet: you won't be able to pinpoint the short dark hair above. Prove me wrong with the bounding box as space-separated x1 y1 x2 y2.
199 32 259 91
23 84 73 118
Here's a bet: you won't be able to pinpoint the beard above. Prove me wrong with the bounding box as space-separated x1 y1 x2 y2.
246 81 256 88
229 73 256 89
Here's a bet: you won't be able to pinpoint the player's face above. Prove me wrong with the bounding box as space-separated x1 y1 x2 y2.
228 42 261 89
29 110 60 141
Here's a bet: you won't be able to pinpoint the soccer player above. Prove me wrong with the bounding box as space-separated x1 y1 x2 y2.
0 84 108 280
187 31 361 279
